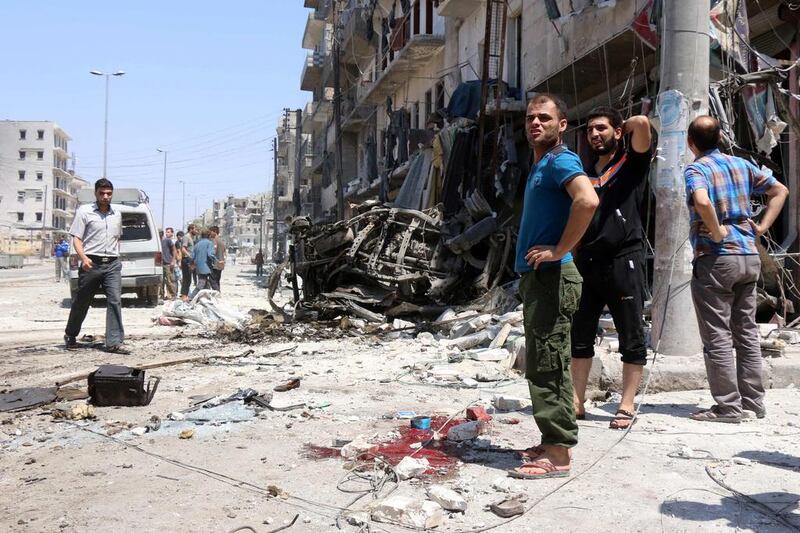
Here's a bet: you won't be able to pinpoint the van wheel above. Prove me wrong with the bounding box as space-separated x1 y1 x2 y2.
144 286 159 307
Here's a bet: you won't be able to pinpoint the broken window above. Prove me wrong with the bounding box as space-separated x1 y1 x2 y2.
121 213 152 241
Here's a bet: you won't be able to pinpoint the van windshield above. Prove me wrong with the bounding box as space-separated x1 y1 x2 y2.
122 213 151 241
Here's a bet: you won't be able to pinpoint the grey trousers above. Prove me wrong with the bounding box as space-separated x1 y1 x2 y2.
65 259 124 347
691 254 763 416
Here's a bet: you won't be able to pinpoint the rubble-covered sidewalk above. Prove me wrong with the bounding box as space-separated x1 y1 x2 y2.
1 263 799 532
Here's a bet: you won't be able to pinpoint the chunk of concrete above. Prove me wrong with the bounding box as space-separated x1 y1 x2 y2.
426 485 467 512
450 314 492 338
395 456 430 480
340 439 374 460
371 496 444 529
489 323 514 349
444 330 492 351
466 348 510 362
447 420 485 442
510 336 526 372
492 394 531 411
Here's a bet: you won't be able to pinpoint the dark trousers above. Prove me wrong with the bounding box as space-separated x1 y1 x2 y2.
65 259 124 347
180 263 193 296
520 262 582 448
571 251 647 365
189 272 220 300
256 264 263 277
211 268 222 292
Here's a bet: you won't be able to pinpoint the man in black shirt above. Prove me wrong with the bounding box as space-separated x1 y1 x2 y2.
571 107 652 430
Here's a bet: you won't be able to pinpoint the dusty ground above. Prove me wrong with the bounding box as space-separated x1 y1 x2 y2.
0 261 799 532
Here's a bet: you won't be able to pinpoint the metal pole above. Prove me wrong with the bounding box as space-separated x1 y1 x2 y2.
260 195 265 251
651 0 709 356
160 150 168 229
103 74 110 179
333 0 345 220
294 109 303 216
180 180 186 229
271 137 279 260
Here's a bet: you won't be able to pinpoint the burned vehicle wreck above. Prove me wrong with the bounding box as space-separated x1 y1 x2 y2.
283 194 518 321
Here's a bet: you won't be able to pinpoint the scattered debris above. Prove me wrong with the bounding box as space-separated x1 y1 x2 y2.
371 495 444 529
52 404 95 421
447 421 486 442
88 365 159 407
0 387 57 412
179 429 195 439
395 456 430 480
466 406 492 423
488 494 527 518
273 378 301 392
426 485 467 512
493 394 531 412
161 290 249 330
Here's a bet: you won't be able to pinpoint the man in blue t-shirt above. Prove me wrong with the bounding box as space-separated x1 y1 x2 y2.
509 94 599 481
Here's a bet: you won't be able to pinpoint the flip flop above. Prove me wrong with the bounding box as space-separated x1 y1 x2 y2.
609 409 636 430
690 407 741 424
519 445 545 460
508 459 570 480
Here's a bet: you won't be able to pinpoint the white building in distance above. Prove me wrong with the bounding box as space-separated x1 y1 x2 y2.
0 120 88 254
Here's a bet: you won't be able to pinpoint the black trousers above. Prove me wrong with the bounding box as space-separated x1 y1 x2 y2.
571 250 647 365
180 262 193 296
211 268 222 292
256 264 263 277
66 259 124 347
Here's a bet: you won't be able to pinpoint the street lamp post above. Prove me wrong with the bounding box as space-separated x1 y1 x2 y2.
156 149 167 229
89 70 125 179
179 180 186 230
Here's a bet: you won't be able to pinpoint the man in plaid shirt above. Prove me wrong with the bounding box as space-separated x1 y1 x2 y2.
685 116 788 423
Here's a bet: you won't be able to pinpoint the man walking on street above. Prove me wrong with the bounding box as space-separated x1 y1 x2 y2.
685 116 787 423
180 224 198 300
54 236 70 282
255 249 264 277
64 179 127 353
209 225 225 293
161 227 177 300
510 94 599 480
570 107 652 430
189 228 219 299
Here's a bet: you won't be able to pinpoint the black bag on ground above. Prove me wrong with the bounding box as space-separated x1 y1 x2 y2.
87 365 160 407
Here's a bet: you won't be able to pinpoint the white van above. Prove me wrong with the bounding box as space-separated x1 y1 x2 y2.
69 188 163 306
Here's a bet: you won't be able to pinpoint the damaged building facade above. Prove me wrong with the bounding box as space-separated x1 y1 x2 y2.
285 0 800 323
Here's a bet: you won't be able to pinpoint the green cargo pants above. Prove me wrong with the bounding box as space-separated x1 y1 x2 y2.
519 262 583 448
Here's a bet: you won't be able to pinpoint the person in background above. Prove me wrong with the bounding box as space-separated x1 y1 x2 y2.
254 249 264 277
174 231 184 293
188 228 219 299
54 236 70 282
209 225 225 293
685 116 788 423
180 224 198 301
160 227 177 300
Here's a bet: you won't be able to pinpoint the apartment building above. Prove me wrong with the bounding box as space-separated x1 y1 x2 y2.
0 120 88 254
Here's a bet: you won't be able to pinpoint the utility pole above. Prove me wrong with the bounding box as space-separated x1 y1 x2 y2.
651 0 709 356
179 180 186 229
259 195 265 251
271 137 279 260
332 0 345 220
157 148 168 229
294 109 304 217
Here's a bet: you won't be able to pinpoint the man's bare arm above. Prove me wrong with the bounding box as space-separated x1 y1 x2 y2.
526 175 599 269
623 115 651 154
750 182 788 235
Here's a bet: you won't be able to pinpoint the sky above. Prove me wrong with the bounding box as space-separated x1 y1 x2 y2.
0 1 310 230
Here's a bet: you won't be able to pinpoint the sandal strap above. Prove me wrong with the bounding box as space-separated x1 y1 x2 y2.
614 409 635 419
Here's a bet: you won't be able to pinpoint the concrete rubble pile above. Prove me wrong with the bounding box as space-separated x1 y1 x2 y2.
160 290 249 330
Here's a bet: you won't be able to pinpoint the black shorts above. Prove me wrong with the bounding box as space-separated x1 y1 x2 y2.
571 251 647 365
